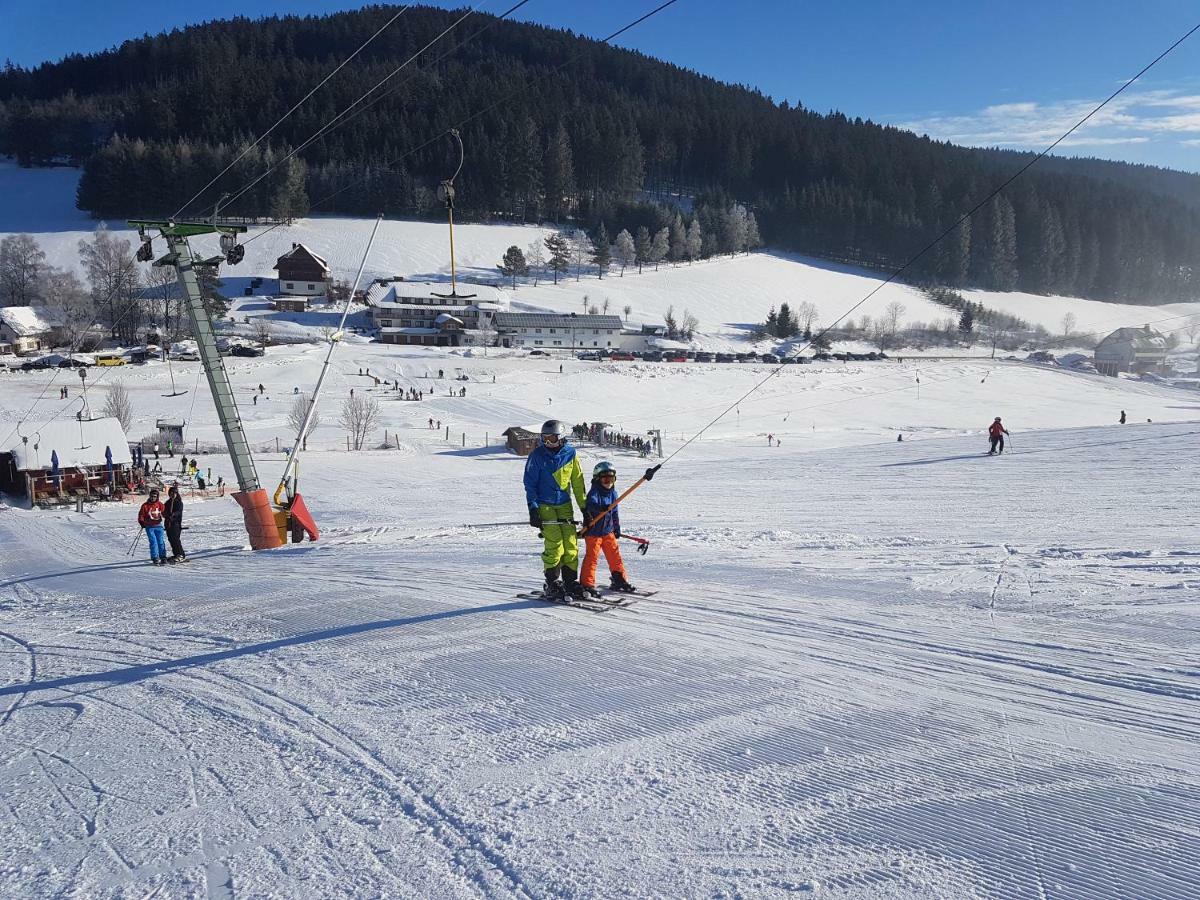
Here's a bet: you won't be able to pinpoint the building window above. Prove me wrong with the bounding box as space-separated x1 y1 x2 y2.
607 341 612 347
534 340 543 346
593 330 599 335
549 328 556 334
285 282 294 290
308 283 315 291
553 340 562 346
535 328 542 334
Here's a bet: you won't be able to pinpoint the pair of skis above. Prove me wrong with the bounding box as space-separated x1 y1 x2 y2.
517 587 656 613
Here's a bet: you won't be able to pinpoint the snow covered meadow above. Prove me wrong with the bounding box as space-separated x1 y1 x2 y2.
2 161 1200 897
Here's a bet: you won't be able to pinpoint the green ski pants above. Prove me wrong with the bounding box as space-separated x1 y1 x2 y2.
538 502 579 570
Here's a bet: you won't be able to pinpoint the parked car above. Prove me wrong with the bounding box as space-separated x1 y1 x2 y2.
813 352 832 361
666 354 688 362
694 351 714 363
641 351 663 362
231 344 265 358
19 359 53 371
94 353 128 367
609 352 636 361
576 351 601 361
715 353 734 363
527 349 546 356
57 358 89 368
761 353 780 364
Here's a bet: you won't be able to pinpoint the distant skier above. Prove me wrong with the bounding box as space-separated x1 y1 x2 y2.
580 461 636 595
138 488 168 565
524 419 588 601
164 484 186 563
988 417 1009 455
1120 410 1126 425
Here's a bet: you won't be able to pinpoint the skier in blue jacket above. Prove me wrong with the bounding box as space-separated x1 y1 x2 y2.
523 419 587 600
580 461 636 594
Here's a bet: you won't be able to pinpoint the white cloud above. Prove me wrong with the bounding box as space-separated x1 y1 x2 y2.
899 88 1200 152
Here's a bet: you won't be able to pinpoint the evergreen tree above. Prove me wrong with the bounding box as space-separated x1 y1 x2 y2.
650 227 670 270
668 214 687 264
542 120 576 223
685 220 702 263
591 223 612 278
545 232 571 285
776 302 795 337
613 228 635 276
634 226 652 273
958 304 974 336
498 245 528 288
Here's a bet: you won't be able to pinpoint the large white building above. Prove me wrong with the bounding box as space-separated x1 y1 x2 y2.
366 281 503 347
493 313 624 350
1094 326 1168 377
0 305 65 355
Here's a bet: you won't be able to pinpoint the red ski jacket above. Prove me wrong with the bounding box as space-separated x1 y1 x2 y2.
138 500 165 527
988 422 1008 438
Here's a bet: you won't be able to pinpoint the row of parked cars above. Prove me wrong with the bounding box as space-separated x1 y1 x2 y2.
572 349 890 365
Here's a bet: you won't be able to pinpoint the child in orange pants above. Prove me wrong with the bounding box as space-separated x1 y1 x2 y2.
580 461 636 594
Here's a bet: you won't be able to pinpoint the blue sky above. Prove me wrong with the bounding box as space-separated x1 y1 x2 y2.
5 0 1200 171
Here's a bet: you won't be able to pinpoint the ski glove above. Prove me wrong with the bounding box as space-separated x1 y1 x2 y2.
529 507 541 529
615 528 621 539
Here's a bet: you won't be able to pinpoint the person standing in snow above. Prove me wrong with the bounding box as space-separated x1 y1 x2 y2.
1120 410 1127 425
138 488 168 565
580 461 636 595
523 419 588 600
164 484 186 563
988 417 1009 455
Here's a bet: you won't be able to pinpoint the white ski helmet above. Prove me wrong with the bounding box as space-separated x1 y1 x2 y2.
541 419 568 439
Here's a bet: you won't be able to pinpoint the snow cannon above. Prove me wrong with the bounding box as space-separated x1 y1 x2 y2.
272 473 320 545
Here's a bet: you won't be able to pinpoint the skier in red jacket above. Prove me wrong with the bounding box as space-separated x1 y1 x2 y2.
138 488 168 565
988 417 1009 455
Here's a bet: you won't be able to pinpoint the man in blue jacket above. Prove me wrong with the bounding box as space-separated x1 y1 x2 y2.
524 419 587 600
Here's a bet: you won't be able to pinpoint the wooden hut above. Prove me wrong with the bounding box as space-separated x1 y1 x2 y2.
502 427 540 456
0 417 133 507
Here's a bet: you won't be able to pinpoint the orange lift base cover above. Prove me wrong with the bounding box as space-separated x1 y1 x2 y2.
233 489 284 550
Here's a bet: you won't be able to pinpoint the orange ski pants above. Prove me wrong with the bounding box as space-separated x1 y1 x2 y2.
581 534 625 587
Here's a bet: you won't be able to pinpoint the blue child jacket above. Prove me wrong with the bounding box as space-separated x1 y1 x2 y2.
583 482 621 537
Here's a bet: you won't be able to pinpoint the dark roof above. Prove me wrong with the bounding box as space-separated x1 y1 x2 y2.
502 427 539 439
273 243 330 273
494 313 623 330
1097 326 1167 352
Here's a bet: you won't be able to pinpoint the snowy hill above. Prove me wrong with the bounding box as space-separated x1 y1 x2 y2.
5 160 1200 347
1 409 1197 897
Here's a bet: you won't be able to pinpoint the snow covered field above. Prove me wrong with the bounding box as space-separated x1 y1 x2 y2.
2 336 1200 898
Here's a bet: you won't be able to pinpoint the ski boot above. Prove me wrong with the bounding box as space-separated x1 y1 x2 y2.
610 571 637 594
561 568 588 601
543 567 566 601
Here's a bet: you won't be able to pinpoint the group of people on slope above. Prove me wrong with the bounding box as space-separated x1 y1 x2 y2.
523 419 637 601
137 485 188 565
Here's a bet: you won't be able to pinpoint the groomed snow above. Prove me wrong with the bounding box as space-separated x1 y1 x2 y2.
2 336 1199 898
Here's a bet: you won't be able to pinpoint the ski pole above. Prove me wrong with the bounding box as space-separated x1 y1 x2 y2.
620 534 651 555
461 519 577 529
127 527 143 556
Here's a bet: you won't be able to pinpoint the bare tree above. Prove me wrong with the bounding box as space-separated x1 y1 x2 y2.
795 301 819 335
79 225 141 343
623 303 632 323
102 381 134 434
602 297 611 314
569 229 593 281
1061 312 1077 339
681 309 699 340
525 239 546 287
253 318 273 347
143 265 180 340
287 394 322 451
39 268 95 351
877 301 906 350
0 234 47 306
339 395 380 450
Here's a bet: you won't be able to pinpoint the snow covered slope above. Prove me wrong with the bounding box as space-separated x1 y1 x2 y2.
1 414 1197 898
6 159 1199 340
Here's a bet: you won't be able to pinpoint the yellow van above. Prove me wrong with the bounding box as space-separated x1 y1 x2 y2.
94 354 127 367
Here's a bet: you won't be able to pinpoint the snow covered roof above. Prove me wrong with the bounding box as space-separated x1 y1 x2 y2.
434 313 465 327
494 313 623 330
273 243 330 272
1098 326 1167 352
0 305 64 337
4 417 132 472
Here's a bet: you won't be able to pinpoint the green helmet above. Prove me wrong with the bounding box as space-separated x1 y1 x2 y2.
592 461 617 479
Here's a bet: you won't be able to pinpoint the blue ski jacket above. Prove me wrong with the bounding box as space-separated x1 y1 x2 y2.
523 441 587 512
583 482 621 537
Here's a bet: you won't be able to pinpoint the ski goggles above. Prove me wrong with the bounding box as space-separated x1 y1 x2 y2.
542 433 563 446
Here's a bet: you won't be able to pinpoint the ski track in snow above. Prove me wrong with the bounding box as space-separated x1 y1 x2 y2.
3 358 1200 896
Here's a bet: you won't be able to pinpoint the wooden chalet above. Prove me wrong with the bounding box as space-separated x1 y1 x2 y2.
273 243 331 297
